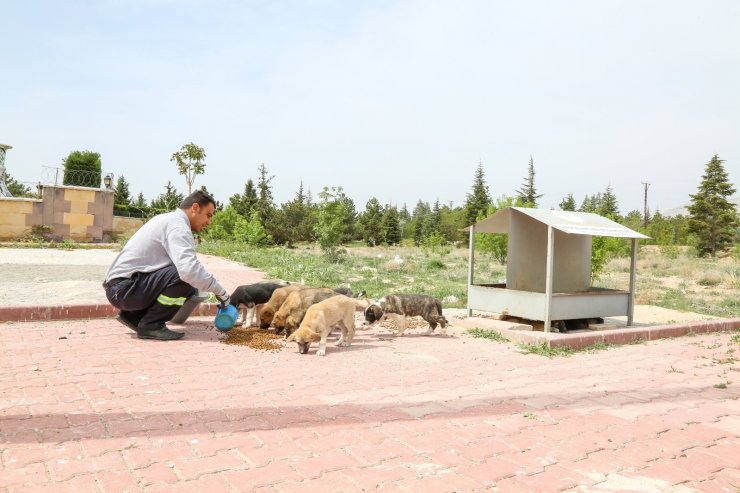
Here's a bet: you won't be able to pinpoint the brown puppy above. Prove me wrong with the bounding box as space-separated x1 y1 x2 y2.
286 295 370 356
259 284 306 329
272 287 336 335
364 294 448 336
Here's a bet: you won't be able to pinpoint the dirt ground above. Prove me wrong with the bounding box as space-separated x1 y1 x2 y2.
0 248 721 325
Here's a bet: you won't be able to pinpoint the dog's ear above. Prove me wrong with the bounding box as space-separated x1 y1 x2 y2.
310 331 321 342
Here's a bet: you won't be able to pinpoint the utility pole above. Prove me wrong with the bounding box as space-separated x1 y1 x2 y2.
641 182 650 228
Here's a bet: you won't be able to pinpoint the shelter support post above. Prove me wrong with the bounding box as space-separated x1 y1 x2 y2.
544 225 554 333
467 225 475 317
627 238 637 326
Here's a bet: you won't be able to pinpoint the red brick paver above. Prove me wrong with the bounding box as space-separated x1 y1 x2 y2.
1 256 739 492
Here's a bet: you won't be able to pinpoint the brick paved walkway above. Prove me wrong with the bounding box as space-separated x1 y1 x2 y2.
1 256 739 492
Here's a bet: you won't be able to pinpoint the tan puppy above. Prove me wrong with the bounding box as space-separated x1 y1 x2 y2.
273 287 337 335
259 284 306 329
286 295 370 356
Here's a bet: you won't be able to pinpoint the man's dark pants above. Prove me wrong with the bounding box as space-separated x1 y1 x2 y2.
104 265 197 331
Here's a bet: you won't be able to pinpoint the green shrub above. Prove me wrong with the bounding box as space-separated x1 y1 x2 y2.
63 150 101 187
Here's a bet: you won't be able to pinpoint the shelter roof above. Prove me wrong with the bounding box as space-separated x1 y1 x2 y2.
470 207 650 239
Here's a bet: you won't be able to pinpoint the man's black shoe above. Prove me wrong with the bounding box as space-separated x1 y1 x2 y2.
136 327 185 340
115 312 140 332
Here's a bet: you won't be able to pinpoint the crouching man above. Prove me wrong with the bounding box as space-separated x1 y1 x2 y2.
103 190 229 340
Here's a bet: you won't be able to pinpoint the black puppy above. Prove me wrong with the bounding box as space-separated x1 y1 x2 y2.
230 282 287 327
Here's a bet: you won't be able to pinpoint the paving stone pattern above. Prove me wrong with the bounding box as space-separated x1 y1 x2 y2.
1 256 739 492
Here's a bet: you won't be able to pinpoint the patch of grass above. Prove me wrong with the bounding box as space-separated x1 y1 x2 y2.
713 382 729 389
468 328 509 343
712 357 738 365
517 342 575 358
193 240 740 318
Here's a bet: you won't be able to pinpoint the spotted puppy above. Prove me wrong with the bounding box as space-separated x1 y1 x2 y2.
364 294 449 336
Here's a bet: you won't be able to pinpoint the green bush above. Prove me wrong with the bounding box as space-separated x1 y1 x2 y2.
63 150 101 187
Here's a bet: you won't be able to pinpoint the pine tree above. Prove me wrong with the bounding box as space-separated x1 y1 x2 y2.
360 198 383 246
280 181 315 244
516 155 543 207
150 181 184 211
687 154 738 257
598 184 620 220
381 205 402 245
114 175 131 206
229 179 258 219
559 193 576 211
255 163 275 227
411 200 431 246
578 195 594 213
134 192 147 208
465 161 491 225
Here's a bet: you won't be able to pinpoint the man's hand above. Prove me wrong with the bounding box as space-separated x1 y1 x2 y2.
215 291 230 307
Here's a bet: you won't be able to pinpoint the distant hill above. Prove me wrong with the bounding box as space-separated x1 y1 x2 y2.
661 196 740 217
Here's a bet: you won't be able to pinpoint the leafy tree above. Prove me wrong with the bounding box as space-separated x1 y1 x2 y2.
63 150 101 187
314 186 350 261
475 196 518 264
229 179 258 219
150 181 184 212
381 205 402 245
464 161 491 225
114 175 131 206
235 210 272 246
646 211 674 245
438 205 467 243
203 206 242 240
687 154 739 257
170 142 206 194
621 210 644 234
359 198 383 246
3 171 34 197
559 193 576 211
516 155 543 207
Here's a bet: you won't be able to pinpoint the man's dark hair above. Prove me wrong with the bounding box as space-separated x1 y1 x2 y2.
180 190 216 210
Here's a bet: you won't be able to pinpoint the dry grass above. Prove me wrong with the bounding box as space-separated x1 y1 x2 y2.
597 245 740 318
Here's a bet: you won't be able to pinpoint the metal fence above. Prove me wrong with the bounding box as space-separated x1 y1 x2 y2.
40 166 115 189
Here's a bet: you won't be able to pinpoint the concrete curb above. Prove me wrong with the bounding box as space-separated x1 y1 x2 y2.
0 302 221 323
455 316 740 349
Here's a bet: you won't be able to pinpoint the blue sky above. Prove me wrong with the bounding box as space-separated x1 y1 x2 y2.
2 0 738 214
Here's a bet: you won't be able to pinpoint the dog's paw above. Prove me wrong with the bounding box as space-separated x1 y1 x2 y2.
316 348 326 356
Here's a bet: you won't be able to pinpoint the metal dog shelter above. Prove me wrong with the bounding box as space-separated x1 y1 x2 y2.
467 207 649 332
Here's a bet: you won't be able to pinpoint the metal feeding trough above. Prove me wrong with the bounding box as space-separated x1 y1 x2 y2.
466 207 649 332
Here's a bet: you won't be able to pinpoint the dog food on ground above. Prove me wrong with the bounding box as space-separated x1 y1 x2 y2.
379 317 429 331
220 327 286 351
